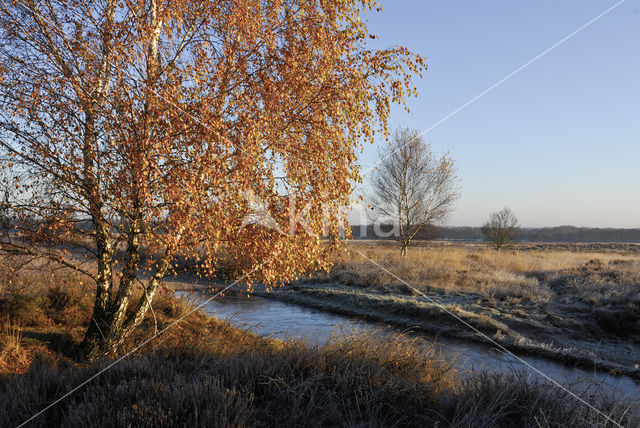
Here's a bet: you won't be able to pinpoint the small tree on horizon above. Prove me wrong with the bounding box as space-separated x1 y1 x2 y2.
481 208 520 251
367 128 460 256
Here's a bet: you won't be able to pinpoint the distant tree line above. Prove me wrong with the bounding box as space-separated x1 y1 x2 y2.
351 225 640 243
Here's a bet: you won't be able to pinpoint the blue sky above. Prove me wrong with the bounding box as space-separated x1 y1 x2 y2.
350 0 640 227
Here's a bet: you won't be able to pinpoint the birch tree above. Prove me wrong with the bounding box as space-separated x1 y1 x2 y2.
368 128 459 256
0 0 425 356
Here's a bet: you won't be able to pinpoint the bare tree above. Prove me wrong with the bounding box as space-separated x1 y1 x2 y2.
367 128 460 256
481 208 520 251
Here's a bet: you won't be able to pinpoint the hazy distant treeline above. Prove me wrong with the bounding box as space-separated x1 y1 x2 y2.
350 225 640 243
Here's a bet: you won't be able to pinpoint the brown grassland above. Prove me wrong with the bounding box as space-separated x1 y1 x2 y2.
263 241 640 378
327 241 640 300
0 251 638 426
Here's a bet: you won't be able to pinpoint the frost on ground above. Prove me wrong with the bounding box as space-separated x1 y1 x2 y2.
257 242 640 379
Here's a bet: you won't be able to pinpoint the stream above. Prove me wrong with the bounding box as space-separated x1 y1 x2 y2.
177 290 640 406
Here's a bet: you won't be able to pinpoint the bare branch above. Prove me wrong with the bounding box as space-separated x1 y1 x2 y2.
481 207 520 251
367 127 460 256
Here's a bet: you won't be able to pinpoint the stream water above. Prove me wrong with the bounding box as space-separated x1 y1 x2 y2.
177 290 640 406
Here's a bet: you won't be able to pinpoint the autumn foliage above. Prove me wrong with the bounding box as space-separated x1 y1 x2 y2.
0 0 424 355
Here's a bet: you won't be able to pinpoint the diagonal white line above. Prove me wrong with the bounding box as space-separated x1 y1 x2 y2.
9 2 627 425
359 0 625 177
17 253 280 428
355 249 624 427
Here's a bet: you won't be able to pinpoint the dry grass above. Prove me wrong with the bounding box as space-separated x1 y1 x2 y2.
320 241 640 304
0 257 268 371
2 329 636 427
0 319 29 372
0 254 638 426
283 241 640 370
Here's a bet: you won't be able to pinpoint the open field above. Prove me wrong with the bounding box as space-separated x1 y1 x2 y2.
261 241 640 377
323 241 640 299
1 259 638 426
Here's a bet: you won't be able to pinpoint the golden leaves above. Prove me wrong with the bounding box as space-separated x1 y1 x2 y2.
0 0 424 287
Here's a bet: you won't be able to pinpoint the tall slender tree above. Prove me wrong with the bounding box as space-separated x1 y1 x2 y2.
0 0 425 356
368 128 459 256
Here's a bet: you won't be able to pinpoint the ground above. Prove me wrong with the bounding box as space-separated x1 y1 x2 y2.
0 250 638 427
257 241 640 378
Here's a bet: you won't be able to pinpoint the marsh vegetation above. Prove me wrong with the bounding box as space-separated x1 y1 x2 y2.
264 241 640 377
1 257 638 426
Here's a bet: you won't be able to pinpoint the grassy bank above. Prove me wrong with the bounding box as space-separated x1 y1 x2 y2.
1 260 638 426
260 242 640 378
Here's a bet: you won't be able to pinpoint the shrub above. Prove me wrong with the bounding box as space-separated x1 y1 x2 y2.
45 285 88 327
0 293 48 327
